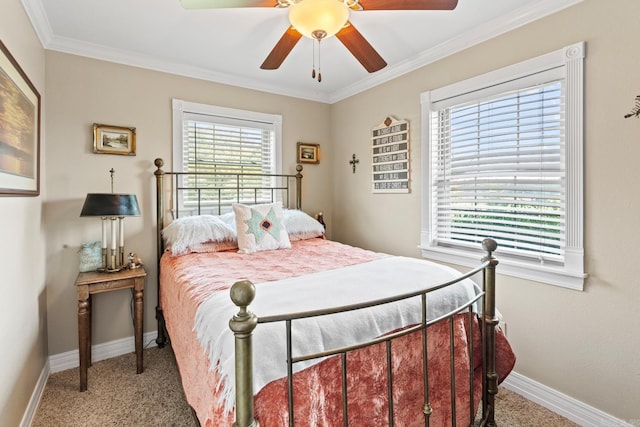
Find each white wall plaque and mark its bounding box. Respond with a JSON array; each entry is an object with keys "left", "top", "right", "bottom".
[{"left": 371, "top": 117, "right": 410, "bottom": 193}]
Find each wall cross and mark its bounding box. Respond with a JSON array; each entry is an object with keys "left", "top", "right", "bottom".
[{"left": 349, "top": 154, "right": 360, "bottom": 174}]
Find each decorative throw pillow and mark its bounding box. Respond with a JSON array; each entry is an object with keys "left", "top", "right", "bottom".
[
  {"left": 233, "top": 202, "right": 291, "bottom": 254},
  {"left": 283, "top": 209, "right": 325, "bottom": 241},
  {"left": 79, "top": 241, "right": 103, "bottom": 272},
  {"left": 162, "top": 215, "right": 237, "bottom": 255}
]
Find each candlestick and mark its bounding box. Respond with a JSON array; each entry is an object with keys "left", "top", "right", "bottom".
[
  {"left": 102, "top": 218, "right": 107, "bottom": 248},
  {"left": 118, "top": 217, "right": 125, "bottom": 267},
  {"left": 101, "top": 217, "right": 108, "bottom": 270},
  {"left": 119, "top": 217, "right": 124, "bottom": 247},
  {"left": 110, "top": 217, "right": 117, "bottom": 270}
]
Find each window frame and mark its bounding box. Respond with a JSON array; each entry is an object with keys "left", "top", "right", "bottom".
[
  {"left": 420, "top": 43, "right": 586, "bottom": 290},
  {"left": 171, "top": 98, "right": 283, "bottom": 212}
]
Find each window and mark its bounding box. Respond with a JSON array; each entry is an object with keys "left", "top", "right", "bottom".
[
  {"left": 420, "top": 43, "right": 585, "bottom": 290},
  {"left": 172, "top": 99, "right": 282, "bottom": 214}
]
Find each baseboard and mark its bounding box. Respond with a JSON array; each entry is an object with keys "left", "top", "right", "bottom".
[
  {"left": 19, "top": 359, "right": 50, "bottom": 427},
  {"left": 21, "top": 331, "right": 158, "bottom": 427},
  {"left": 49, "top": 331, "right": 158, "bottom": 373},
  {"left": 27, "top": 340, "right": 630, "bottom": 427},
  {"left": 502, "top": 371, "right": 633, "bottom": 427}
]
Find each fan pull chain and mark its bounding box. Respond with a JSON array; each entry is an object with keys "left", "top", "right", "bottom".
[
  {"left": 311, "top": 40, "right": 316, "bottom": 79},
  {"left": 311, "top": 30, "right": 326, "bottom": 83},
  {"left": 317, "top": 38, "right": 322, "bottom": 82}
]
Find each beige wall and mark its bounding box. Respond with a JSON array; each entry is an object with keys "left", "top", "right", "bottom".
[
  {"left": 331, "top": 0, "right": 640, "bottom": 421},
  {"left": 0, "top": 1, "right": 48, "bottom": 426},
  {"left": 43, "top": 51, "right": 333, "bottom": 355},
  {"left": 7, "top": 0, "right": 639, "bottom": 423}
]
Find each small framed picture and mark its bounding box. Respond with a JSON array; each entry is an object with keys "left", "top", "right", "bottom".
[
  {"left": 93, "top": 123, "right": 136, "bottom": 156},
  {"left": 297, "top": 142, "right": 319, "bottom": 164}
]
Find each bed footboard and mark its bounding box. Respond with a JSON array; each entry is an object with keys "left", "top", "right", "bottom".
[
  {"left": 481, "top": 238, "right": 499, "bottom": 427},
  {"left": 229, "top": 280, "right": 260, "bottom": 427},
  {"left": 230, "top": 239, "right": 500, "bottom": 427}
]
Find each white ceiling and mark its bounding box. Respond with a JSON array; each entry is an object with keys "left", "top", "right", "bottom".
[{"left": 21, "top": 0, "right": 581, "bottom": 103}]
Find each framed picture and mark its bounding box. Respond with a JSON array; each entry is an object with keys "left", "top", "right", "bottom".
[
  {"left": 0, "top": 40, "right": 41, "bottom": 196},
  {"left": 297, "top": 142, "right": 319, "bottom": 164},
  {"left": 93, "top": 123, "right": 136, "bottom": 155}
]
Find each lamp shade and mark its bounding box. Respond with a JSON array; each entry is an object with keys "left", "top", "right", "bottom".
[
  {"left": 288, "top": 0, "right": 349, "bottom": 39},
  {"left": 80, "top": 193, "right": 141, "bottom": 217}
]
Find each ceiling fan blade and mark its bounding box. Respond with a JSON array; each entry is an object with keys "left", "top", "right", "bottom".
[
  {"left": 261, "top": 27, "right": 303, "bottom": 70},
  {"left": 335, "top": 23, "right": 387, "bottom": 73},
  {"left": 357, "top": 0, "right": 458, "bottom": 10},
  {"left": 180, "top": 0, "right": 276, "bottom": 9}
]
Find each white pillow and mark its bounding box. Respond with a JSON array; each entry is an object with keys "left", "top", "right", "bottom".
[
  {"left": 283, "top": 209, "right": 325, "bottom": 241},
  {"left": 162, "top": 215, "right": 236, "bottom": 255},
  {"left": 219, "top": 211, "right": 237, "bottom": 232},
  {"left": 233, "top": 202, "right": 291, "bottom": 254}
]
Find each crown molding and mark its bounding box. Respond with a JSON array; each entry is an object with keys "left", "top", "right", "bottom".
[
  {"left": 22, "top": 0, "right": 583, "bottom": 104},
  {"left": 329, "top": 0, "right": 585, "bottom": 103},
  {"left": 20, "top": 0, "right": 53, "bottom": 46},
  {"left": 43, "top": 34, "right": 334, "bottom": 103}
]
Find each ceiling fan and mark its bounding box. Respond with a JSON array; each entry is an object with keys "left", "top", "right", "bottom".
[{"left": 180, "top": 0, "right": 458, "bottom": 80}]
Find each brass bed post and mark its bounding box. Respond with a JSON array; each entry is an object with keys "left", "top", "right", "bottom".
[
  {"left": 481, "top": 238, "right": 499, "bottom": 427},
  {"left": 230, "top": 280, "right": 260, "bottom": 427},
  {"left": 154, "top": 158, "right": 167, "bottom": 348},
  {"left": 295, "top": 164, "right": 303, "bottom": 209}
]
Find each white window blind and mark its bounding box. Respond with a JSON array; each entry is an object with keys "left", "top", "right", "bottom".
[
  {"left": 172, "top": 100, "right": 282, "bottom": 213},
  {"left": 421, "top": 43, "right": 585, "bottom": 290},
  {"left": 431, "top": 80, "right": 565, "bottom": 263}
]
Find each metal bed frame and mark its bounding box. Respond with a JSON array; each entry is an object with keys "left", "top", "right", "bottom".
[{"left": 153, "top": 158, "right": 501, "bottom": 427}]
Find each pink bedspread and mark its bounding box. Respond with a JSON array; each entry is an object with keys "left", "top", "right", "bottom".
[{"left": 159, "top": 238, "right": 515, "bottom": 426}]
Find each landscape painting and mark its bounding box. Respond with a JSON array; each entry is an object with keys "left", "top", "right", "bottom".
[
  {"left": 93, "top": 123, "right": 136, "bottom": 155},
  {"left": 0, "top": 40, "right": 40, "bottom": 196}
]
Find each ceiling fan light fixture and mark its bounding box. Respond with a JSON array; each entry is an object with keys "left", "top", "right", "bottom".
[{"left": 288, "top": 0, "right": 349, "bottom": 39}]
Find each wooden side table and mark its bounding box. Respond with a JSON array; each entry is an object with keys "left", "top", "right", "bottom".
[{"left": 75, "top": 267, "right": 147, "bottom": 392}]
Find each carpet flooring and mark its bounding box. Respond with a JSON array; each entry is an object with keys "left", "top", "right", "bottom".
[{"left": 32, "top": 346, "right": 578, "bottom": 426}]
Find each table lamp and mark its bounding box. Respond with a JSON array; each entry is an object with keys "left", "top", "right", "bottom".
[{"left": 80, "top": 169, "right": 141, "bottom": 272}]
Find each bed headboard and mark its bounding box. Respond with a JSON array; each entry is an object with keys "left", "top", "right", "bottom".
[
  {"left": 153, "top": 158, "right": 304, "bottom": 347},
  {"left": 153, "top": 158, "right": 303, "bottom": 261}
]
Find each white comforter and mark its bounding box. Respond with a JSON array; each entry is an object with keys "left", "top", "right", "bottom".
[{"left": 193, "top": 256, "right": 479, "bottom": 412}]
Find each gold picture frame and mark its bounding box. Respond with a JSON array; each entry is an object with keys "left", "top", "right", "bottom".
[
  {"left": 93, "top": 123, "right": 136, "bottom": 156},
  {"left": 297, "top": 142, "right": 319, "bottom": 164},
  {"left": 0, "top": 40, "right": 41, "bottom": 196}
]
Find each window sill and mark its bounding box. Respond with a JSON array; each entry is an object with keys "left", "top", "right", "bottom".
[{"left": 418, "top": 244, "right": 586, "bottom": 291}]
